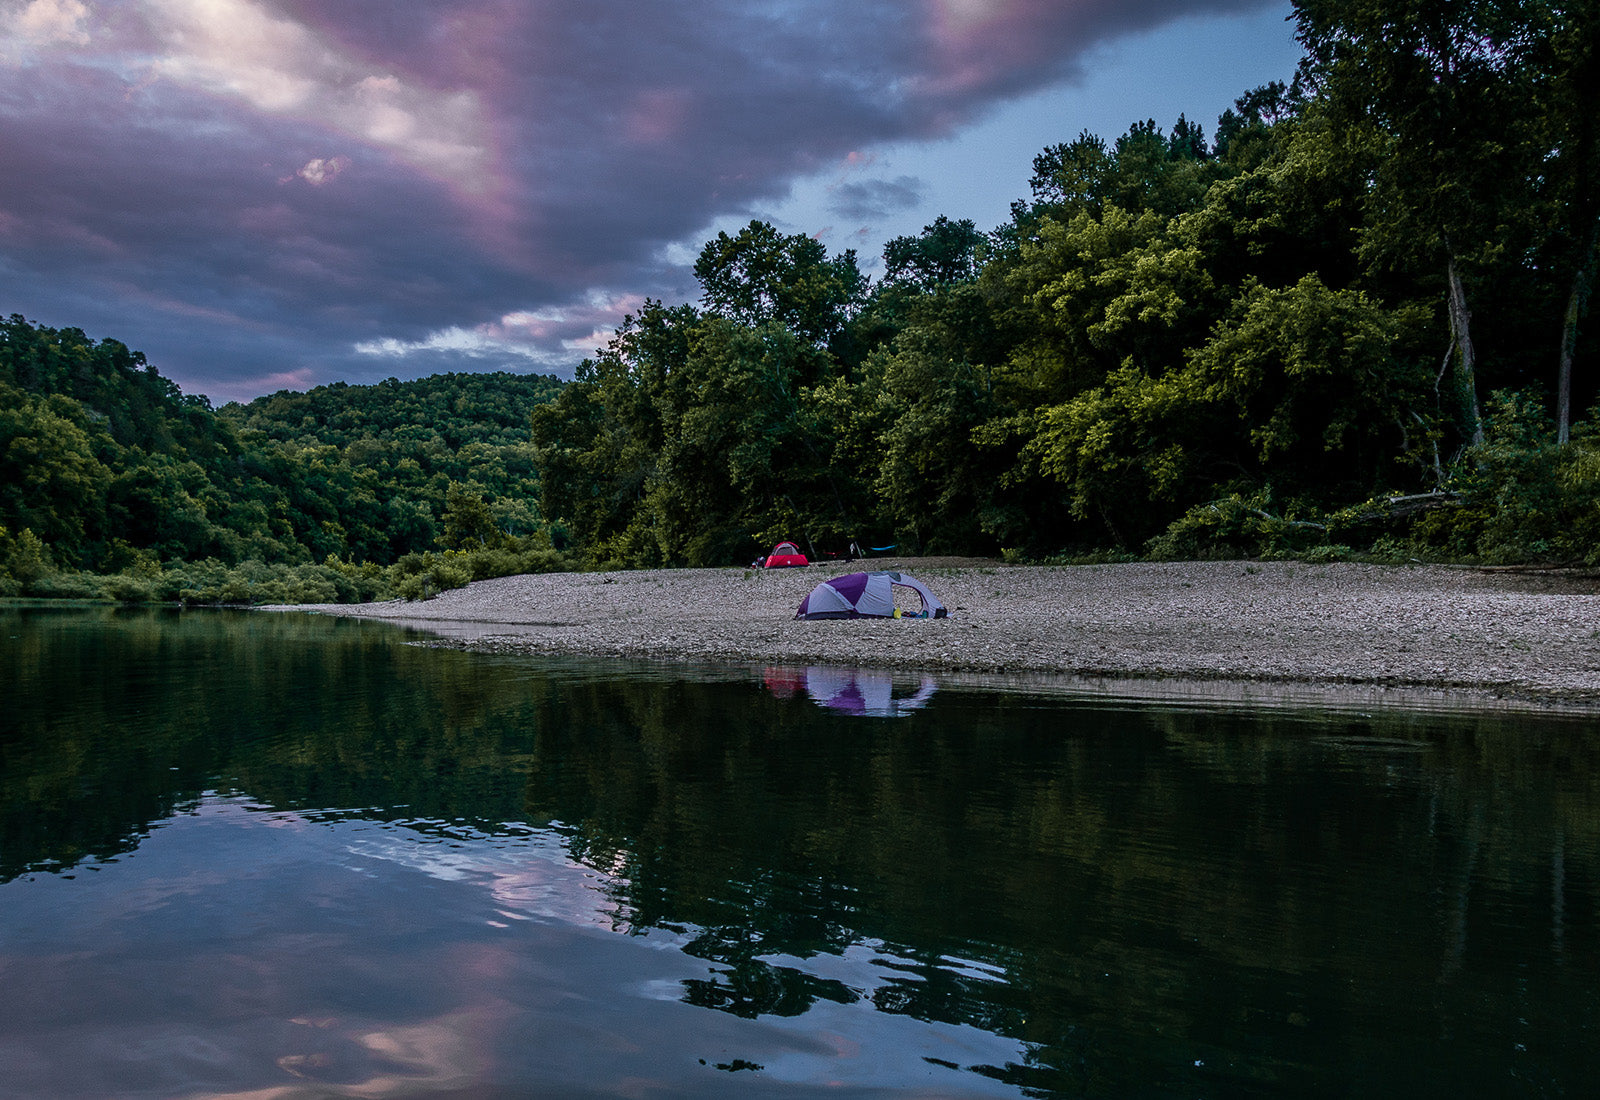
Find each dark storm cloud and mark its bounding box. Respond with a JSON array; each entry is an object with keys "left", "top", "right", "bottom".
[
  {"left": 0, "top": 0, "right": 1280, "bottom": 399},
  {"left": 829, "top": 176, "right": 925, "bottom": 221}
]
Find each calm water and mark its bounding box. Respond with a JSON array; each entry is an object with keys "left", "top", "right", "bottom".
[{"left": 2, "top": 606, "right": 1597, "bottom": 1098}]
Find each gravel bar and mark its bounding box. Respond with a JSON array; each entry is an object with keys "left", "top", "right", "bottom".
[{"left": 262, "top": 558, "right": 1600, "bottom": 711}]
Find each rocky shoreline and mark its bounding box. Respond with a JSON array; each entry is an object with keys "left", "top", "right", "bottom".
[{"left": 261, "top": 558, "right": 1600, "bottom": 711}]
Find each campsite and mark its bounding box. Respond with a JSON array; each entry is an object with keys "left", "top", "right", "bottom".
[{"left": 257, "top": 558, "right": 1600, "bottom": 706}]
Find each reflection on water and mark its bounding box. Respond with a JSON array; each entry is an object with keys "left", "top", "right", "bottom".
[
  {"left": 3, "top": 605, "right": 1600, "bottom": 1097},
  {"left": 763, "top": 664, "right": 939, "bottom": 716}
]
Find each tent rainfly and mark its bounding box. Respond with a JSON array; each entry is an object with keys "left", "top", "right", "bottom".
[
  {"left": 762, "top": 541, "right": 809, "bottom": 568},
  {"left": 794, "top": 571, "right": 948, "bottom": 620}
]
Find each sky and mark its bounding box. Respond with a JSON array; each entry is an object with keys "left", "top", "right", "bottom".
[{"left": 1, "top": 0, "right": 1305, "bottom": 405}]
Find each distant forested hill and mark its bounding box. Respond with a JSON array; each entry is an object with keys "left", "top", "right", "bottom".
[
  {"left": 219, "top": 371, "right": 566, "bottom": 560},
  {"left": 223, "top": 372, "right": 559, "bottom": 450},
  {"left": 2, "top": 313, "right": 566, "bottom": 598}
]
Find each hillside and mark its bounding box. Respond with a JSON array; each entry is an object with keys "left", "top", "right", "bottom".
[{"left": 2, "top": 313, "right": 565, "bottom": 593}]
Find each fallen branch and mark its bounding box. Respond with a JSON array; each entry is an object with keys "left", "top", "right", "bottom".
[
  {"left": 1384, "top": 491, "right": 1460, "bottom": 518},
  {"left": 1200, "top": 500, "right": 1327, "bottom": 532}
]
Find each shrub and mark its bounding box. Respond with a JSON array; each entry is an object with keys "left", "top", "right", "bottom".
[
  {"left": 1403, "top": 391, "right": 1600, "bottom": 564},
  {"left": 1145, "top": 490, "right": 1330, "bottom": 560},
  {"left": 384, "top": 541, "right": 575, "bottom": 600},
  {"left": 0, "top": 526, "right": 56, "bottom": 592},
  {"left": 26, "top": 572, "right": 110, "bottom": 600},
  {"left": 102, "top": 573, "right": 157, "bottom": 604}
]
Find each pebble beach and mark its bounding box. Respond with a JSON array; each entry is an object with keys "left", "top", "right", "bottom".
[{"left": 262, "top": 558, "right": 1600, "bottom": 711}]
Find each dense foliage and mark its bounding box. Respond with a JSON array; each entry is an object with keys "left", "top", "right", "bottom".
[
  {"left": 531, "top": 0, "right": 1600, "bottom": 568},
  {"left": 1, "top": 316, "right": 570, "bottom": 600},
  {"left": 5, "top": 0, "right": 1599, "bottom": 599}
]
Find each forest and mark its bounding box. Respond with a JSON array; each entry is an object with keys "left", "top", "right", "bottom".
[
  {"left": 0, "top": 322, "right": 570, "bottom": 601},
  {"left": 3, "top": 0, "right": 1598, "bottom": 601}
]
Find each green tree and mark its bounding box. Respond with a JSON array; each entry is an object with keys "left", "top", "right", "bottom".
[
  {"left": 1027, "top": 118, "right": 1219, "bottom": 222},
  {"left": 0, "top": 525, "right": 55, "bottom": 592},
  {"left": 1214, "top": 81, "right": 1308, "bottom": 167},
  {"left": 528, "top": 301, "right": 696, "bottom": 566},
  {"left": 693, "top": 220, "right": 866, "bottom": 347},
  {"left": 1185, "top": 275, "right": 1437, "bottom": 498},
  {"left": 993, "top": 204, "right": 1215, "bottom": 406},
  {"left": 105, "top": 453, "right": 218, "bottom": 562},
  {"left": 1028, "top": 131, "right": 1115, "bottom": 215},
  {"left": 0, "top": 387, "right": 112, "bottom": 562},
  {"left": 648, "top": 318, "right": 839, "bottom": 564},
  {"left": 439, "top": 483, "right": 501, "bottom": 550},
  {"left": 882, "top": 216, "right": 987, "bottom": 291},
  {"left": 1021, "top": 363, "right": 1202, "bottom": 546},
  {"left": 1527, "top": 2, "right": 1600, "bottom": 442},
  {"left": 871, "top": 320, "right": 1006, "bottom": 552}
]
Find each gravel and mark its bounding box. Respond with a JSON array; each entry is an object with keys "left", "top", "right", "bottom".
[{"left": 261, "top": 558, "right": 1600, "bottom": 711}]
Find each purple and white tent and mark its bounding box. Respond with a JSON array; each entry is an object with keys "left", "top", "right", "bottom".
[{"left": 793, "top": 571, "right": 948, "bottom": 620}]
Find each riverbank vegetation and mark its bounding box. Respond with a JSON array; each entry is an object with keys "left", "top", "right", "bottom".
[{"left": 4, "top": 0, "right": 1599, "bottom": 601}]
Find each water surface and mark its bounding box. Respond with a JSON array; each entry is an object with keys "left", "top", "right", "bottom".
[{"left": 2, "top": 605, "right": 1597, "bottom": 1097}]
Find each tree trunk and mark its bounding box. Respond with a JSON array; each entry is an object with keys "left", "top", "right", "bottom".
[
  {"left": 1553, "top": 13, "right": 1598, "bottom": 446},
  {"left": 1556, "top": 224, "right": 1596, "bottom": 445},
  {"left": 1446, "top": 256, "right": 1485, "bottom": 447},
  {"left": 1558, "top": 279, "right": 1580, "bottom": 445}
]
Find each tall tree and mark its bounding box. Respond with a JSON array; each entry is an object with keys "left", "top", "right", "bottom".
[
  {"left": 1294, "top": 0, "right": 1543, "bottom": 449},
  {"left": 0, "top": 387, "right": 112, "bottom": 561},
  {"left": 1028, "top": 118, "right": 1219, "bottom": 221},
  {"left": 528, "top": 301, "right": 697, "bottom": 566},
  {"left": 1028, "top": 131, "right": 1115, "bottom": 214}
]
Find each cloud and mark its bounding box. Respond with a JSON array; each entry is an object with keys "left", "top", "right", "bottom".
[
  {"left": 137, "top": 0, "right": 495, "bottom": 192},
  {"left": 354, "top": 293, "right": 645, "bottom": 378},
  {"left": 828, "top": 176, "right": 925, "bottom": 221},
  {"left": 294, "top": 155, "right": 350, "bottom": 186},
  {"left": 14, "top": 0, "right": 91, "bottom": 47},
  {"left": 355, "top": 327, "right": 519, "bottom": 360},
  {"left": 0, "top": 0, "right": 1288, "bottom": 400},
  {"left": 204, "top": 366, "right": 316, "bottom": 403}
]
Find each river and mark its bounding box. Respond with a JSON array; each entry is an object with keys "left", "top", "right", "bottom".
[{"left": 2, "top": 605, "right": 1596, "bottom": 1097}]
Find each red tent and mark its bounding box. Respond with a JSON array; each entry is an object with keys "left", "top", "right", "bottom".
[{"left": 762, "top": 541, "right": 809, "bottom": 568}]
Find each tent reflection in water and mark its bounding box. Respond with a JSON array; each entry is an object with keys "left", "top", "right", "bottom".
[
  {"left": 793, "top": 571, "right": 948, "bottom": 620},
  {"left": 763, "top": 666, "right": 938, "bottom": 717}
]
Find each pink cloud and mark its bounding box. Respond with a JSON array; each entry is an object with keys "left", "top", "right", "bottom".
[
  {"left": 488, "top": 292, "right": 646, "bottom": 352},
  {"left": 916, "top": 0, "right": 1097, "bottom": 97},
  {"left": 140, "top": 0, "right": 497, "bottom": 192},
  {"left": 354, "top": 292, "right": 647, "bottom": 373},
  {"left": 186, "top": 366, "right": 315, "bottom": 403},
  {"left": 15, "top": 0, "right": 92, "bottom": 49}
]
